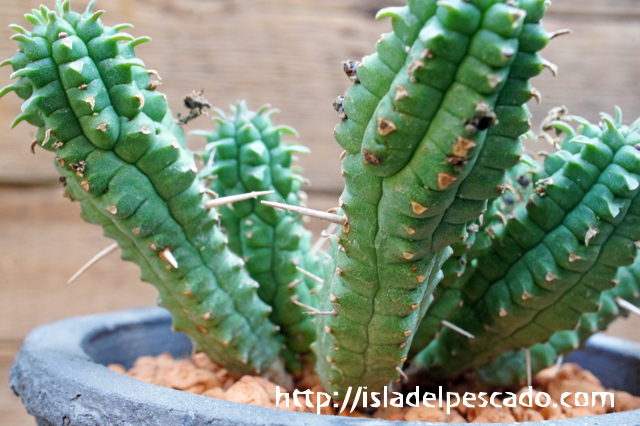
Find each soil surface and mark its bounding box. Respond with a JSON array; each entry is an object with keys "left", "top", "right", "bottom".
[{"left": 109, "top": 354, "right": 640, "bottom": 422}]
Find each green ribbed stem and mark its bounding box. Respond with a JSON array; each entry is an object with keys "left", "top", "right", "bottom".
[
  {"left": 1, "top": 1, "right": 281, "bottom": 375},
  {"left": 315, "top": 0, "right": 552, "bottom": 399},
  {"left": 409, "top": 159, "right": 536, "bottom": 357},
  {"left": 409, "top": 112, "right": 640, "bottom": 383},
  {"left": 476, "top": 253, "right": 640, "bottom": 386},
  {"left": 194, "top": 103, "right": 322, "bottom": 372}
]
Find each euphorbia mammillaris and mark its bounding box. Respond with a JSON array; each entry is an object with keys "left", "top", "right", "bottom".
[{"left": 4, "top": 0, "right": 640, "bottom": 404}]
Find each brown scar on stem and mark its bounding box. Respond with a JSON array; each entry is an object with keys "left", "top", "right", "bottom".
[
  {"left": 447, "top": 156, "right": 466, "bottom": 168},
  {"left": 437, "top": 173, "right": 457, "bottom": 190},
  {"left": 332, "top": 95, "right": 347, "bottom": 121},
  {"left": 70, "top": 161, "right": 86, "bottom": 177},
  {"left": 463, "top": 102, "right": 498, "bottom": 133},
  {"left": 395, "top": 84, "right": 409, "bottom": 101},
  {"left": 378, "top": 118, "right": 397, "bottom": 136},
  {"left": 421, "top": 48, "right": 434, "bottom": 59},
  {"left": 487, "top": 74, "right": 502, "bottom": 89},
  {"left": 452, "top": 137, "right": 477, "bottom": 159},
  {"left": 85, "top": 96, "right": 95, "bottom": 110},
  {"left": 411, "top": 200, "right": 428, "bottom": 215},
  {"left": 342, "top": 60, "right": 360, "bottom": 83},
  {"left": 402, "top": 252, "right": 415, "bottom": 260},
  {"left": 407, "top": 59, "right": 425, "bottom": 83},
  {"left": 363, "top": 149, "right": 382, "bottom": 165},
  {"left": 569, "top": 253, "right": 582, "bottom": 262}
]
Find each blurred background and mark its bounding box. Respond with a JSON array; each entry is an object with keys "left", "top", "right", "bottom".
[{"left": 2, "top": 0, "right": 640, "bottom": 423}]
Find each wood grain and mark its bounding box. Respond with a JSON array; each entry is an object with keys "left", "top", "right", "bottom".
[{"left": 1, "top": 0, "right": 640, "bottom": 192}]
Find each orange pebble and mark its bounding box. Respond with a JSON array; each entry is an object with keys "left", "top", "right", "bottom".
[
  {"left": 387, "top": 412, "right": 405, "bottom": 421},
  {"left": 564, "top": 406, "right": 596, "bottom": 418},
  {"left": 404, "top": 405, "right": 447, "bottom": 422},
  {"left": 107, "top": 364, "right": 126, "bottom": 375},
  {"left": 524, "top": 409, "right": 545, "bottom": 422},
  {"left": 614, "top": 391, "right": 640, "bottom": 412},
  {"left": 252, "top": 377, "right": 280, "bottom": 404},
  {"left": 448, "top": 410, "right": 467, "bottom": 423},
  {"left": 224, "top": 376, "right": 272, "bottom": 407},
  {"left": 203, "top": 387, "right": 226, "bottom": 400},
  {"left": 192, "top": 352, "right": 221, "bottom": 372},
  {"left": 184, "top": 384, "right": 206, "bottom": 395}
]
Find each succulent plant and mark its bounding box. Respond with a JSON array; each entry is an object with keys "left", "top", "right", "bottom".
[
  {"left": 1, "top": 1, "right": 282, "bottom": 376},
  {"left": 408, "top": 111, "right": 640, "bottom": 385},
  {"left": 314, "top": 0, "right": 559, "bottom": 398},
  {"left": 4, "top": 0, "right": 640, "bottom": 406},
  {"left": 193, "top": 102, "right": 323, "bottom": 373}
]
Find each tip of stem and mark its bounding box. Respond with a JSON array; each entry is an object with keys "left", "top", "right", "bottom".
[{"left": 89, "top": 10, "right": 105, "bottom": 22}]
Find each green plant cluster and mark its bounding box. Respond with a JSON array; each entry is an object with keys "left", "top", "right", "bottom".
[{"left": 4, "top": 0, "right": 640, "bottom": 402}]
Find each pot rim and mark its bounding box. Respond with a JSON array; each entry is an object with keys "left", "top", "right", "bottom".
[{"left": 9, "top": 307, "right": 640, "bottom": 426}]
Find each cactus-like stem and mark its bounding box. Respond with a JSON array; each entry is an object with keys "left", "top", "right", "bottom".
[
  {"left": 315, "top": 0, "right": 552, "bottom": 398},
  {"left": 409, "top": 112, "right": 640, "bottom": 382},
  {"left": 409, "top": 159, "right": 536, "bottom": 357},
  {"left": 194, "top": 103, "right": 322, "bottom": 372},
  {"left": 475, "top": 253, "right": 640, "bottom": 386},
  {"left": 2, "top": 1, "right": 281, "bottom": 375},
  {"left": 8, "top": 0, "right": 640, "bottom": 397}
]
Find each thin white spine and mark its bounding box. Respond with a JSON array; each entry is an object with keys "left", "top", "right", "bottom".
[{"left": 67, "top": 243, "right": 118, "bottom": 284}]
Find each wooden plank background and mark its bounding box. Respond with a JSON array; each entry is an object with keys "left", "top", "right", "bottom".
[{"left": 2, "top": 0, "right": 640, "bottom": 424}]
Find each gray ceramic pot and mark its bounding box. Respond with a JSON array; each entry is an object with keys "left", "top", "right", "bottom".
[{"left": 9, "top": 307, "right": 640, "bottom": 425}]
